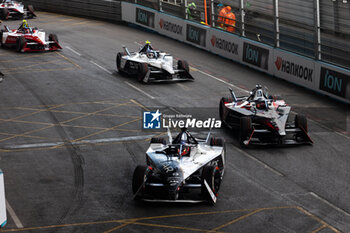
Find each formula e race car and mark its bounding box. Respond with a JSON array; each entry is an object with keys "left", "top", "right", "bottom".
[
  {"left": 0, "top": 25, "right": 61, "bottom": 52},
  {"left": 132, "top": 128, "right": 225, "bottom": 204},
  {"left": 0, "top": 1, "right": 36, "bottom": 20},
  {"left": 219, "top": 85, "right": 313, "bottom": 146},
  {"left": 116, "top": 42, "right": 194, "bottom": 83}
]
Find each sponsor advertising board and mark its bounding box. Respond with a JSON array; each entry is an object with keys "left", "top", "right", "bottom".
[
  {"left": 315, "top": 63, "right": 350, "bottom": 102},
  {"left": 135, "top": 8, "right": 155, "bottom": 28},
  {"left": 242, "top": 42, "right": 271, "bottom": 72},
  {"left": 121, "top": 2, "right": 156, "bottom": 30},
  {"left": 156, "top": 14, "right": 184, "bottom": 42},
  {"left": 185, "top": 23, "right": 208, "bottom": 48},
  {"left": 273, "top": 49, "right": 315, "bottom": 89},
  {"left": 207, "top": 29, "right": 241, "bottom": 62}
]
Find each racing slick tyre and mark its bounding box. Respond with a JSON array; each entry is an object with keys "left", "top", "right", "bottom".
[
  {"left": 219, "top": 97, "right": 232, "bottom": 122},
  {"left": 177, "top": 60, "right": 190, "bottom": 79},
  {"left": 132, "top": 165, "right": 148, "bottom": 195},
  {"left": 16, "top": 36, "right": 25, "bottom": 53},
  {"left": 137, "top": 63, "right": 149, "bottom": 83},
  {"left": 49, "top": 34, "right": 59, "bottom": 43},
  {"left": 116, "top": 52, "right": 126, "bottom": 74},
  {"left": 0, "top": 31, "right": 3, "bottom": 47},
  {"left": 210, "top": 137, "right": 226, "bottom": 175},
  {"left": 295, "top": 114, "right": 308, "bottom": 132},
  {"left": 201, "top": 165, "right": 221, "bottom": 204},
  {"left": 150, "top": 137, "right": 166, "bottom": 145},
  {"left": 239, "top": 117, "right": 252, "bottom": 146},
  {"left": 210, "top": 137, "right": 224, "bottom": 147},
  {"left": 0, "top": 8, "right": 8, "bottom": 20}
]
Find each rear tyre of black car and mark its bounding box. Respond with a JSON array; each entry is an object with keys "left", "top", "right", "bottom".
[
  {"left": 210, "top": 137, "right": 224, "bottom": 147},
  {"left": 219, "top": 97, "right": 232, "bottom": 122},
  {"left": 132, "top": 165, "right": 148, "bottom": 195},
  {"left": 150, "top": 137, "right": 166, "bottom": 145},
  {"left": 49, "top": 34, "right": 58, "bottom": 43},
  {"left": 201, "top": 165, "right": 221, "bottom": 204},
  {"left": 137, "top": 63, "right": 149, "bottom": 83},
  {"left": 16, "top": 36, "right": 25, "bottom": 53},
  {"left": 295, "top": 114, "right": 308, "bottom": 132},
  {"left": 178, "top": 60, "right": 190, "bottom": 79},
  {"left": 27, "top": 5, "right": 35, "bottom": 18},
  {"left": 239, "top": 117, "right": 252, "bottom": 145},
  {"left": 116, "top": 52, "right": 126, "bottom": 74}
]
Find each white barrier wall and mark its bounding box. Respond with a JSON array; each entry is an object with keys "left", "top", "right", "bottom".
[
  {"left": 207, "top": 28, "right": 241, "bottom": 63},
  {"left": 121, "top": 2, "right": 350, "bottom": 104},
  {"left": 0, "top": 171, "right": 6, "bottom": 228},
  {"left": 273, "top": 49, "right": 316, "bottom": 90}
]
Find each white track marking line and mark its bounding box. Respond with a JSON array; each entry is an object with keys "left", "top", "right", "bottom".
[
  {"left": 134, "top": 41, "right": 142, "bottom": 46},
  {"left": 309, "top": 192, "right": 350, "bottom": 217},
  {"left": 124, "top": 81, "right": 155, "bottom": 99},
  {"left": 6, "top": 200, "right": 24, "bottom": 228},
  {"left": 65, "top": 46, "right": 81, "bottom": 56},
  {"left": 192, "top": 68, "right": 249, "bottom": 94},
  {"left": 1, "top": 135, "right": 156, "bottom": 149},
  {"left": 90, "top": 60, "right": 113, "bottom": 75},
  {"left": 233, "top": 146, "right": 284, "bottom": 177}
]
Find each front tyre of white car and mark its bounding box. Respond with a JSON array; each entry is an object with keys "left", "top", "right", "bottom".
[{"left": 201, "top": 165, "right": 221, "bottom": 204}]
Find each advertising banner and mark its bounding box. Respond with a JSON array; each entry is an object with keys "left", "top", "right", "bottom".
[
  {"left": 207, "top": 28, "right": 241, "bottom": 63},
  {"left": 155, "top": 13, "right": 185, "bottom": 42},
  {"left": 0, "top": 171, "right": 6, "bottom": 228},
  {"left": 242, "top": 41, "right": 272, "bottom": 73},
  {"left": 315, "top": 63, "right": 350, "bottom": 103},
  {"left": 273, "top": 49, "right": 316, "bottom": 89},
  {"left": 121, "top": 2, "right": 156, "bottom": 31},
  {"left": 185, "top": 22, "right": 209, "bottom": 49}
]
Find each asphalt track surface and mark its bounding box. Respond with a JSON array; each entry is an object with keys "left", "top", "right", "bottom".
[{"left": 0, "top": 12, "right": 349, "bottom": 233}]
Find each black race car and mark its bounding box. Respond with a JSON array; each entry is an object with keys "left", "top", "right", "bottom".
[
  {"left": 132, "top": 128, "right": 225, "bottom": 204},
  {"left": 219, "top": 85, "right": 313, "bottom": 146}
]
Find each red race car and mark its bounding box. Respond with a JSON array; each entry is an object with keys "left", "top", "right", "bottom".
[{"left": 0, "top": 25, "right": 61, "bottom": 52}]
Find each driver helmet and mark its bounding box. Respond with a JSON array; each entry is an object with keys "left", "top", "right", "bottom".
[
  {"left": 256, "top": 98, "right": 267, "bottom": 110},
  {"left": 178, "top": 133, "right": 191, "bottom": 156},
  {"left": 22, "top": 20, "right": 28, "bottom": 28}
]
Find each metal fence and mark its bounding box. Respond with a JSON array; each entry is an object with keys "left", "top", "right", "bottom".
[{"left": 132, "top": 0, "right": 350, "bottom": 69}]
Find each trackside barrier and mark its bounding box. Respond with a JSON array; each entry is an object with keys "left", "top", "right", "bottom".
[
  {"left": 0, "top": 171, "right": 6, "bottom": 228},
  {"left": 122, "top": 2, "right": 350, "bottom": 104}
]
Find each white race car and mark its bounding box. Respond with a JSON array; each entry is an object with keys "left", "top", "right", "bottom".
[
  {"left": 116, "top": 42, "right": 194, "bottom": 83},
  {"left": 0, "top": 0, "right": 36, "bottom": 20},
  {"left": 132, "top": 128, "right": 225, "bottom": 204}
]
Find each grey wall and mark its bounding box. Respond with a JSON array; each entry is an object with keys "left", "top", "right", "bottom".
[{"left": 22, "top": 0, "right": 122, "bottom": 22}]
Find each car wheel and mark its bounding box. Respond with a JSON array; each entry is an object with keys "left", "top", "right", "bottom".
[
  {"left": 132, "top": 165, "right": 148, "bottom": 195},
  {"left": 27, "top": 5, "right": 35, "bottom": 18},
  {"left": 0, "top": 31, "right": 3, "bottom": 48},
  {"left": 239, "top": 117, "right": 252, "bottom": 145},
  {"left": 209, "top": 137, "right": 226, "bottom": 175},
  {"left": 201, "top": 165, "right": 221, "bottom": 204},
  {"left": 16, "top": 36, "right": 25, "bottom": 53},
  {"left": 0, "top": 8, "right": 8, "bottom": 20},
  {"left": 295, "top": 114, "right": 307, "bottom": 132},
  {"left": 49, "top": 34, "right": 59, "bottom": 43},
  {"left": 116, "top": 52, "right": 126, "bottom": 73},
  {"left": 150, "top": 137, "right": 166, "bottom": 145},
  {"left": 177, "top": 60, "right": 189, "bottom": 79},
  {"left": 219, "top": 97, "right": 232, "bottom": 121},
  {"left": 137, "top": 63, "right": 148, "bottom": 83}
]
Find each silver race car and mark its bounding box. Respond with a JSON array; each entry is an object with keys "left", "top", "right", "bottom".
[
  {"left": 0, "top": 0, "right": 36, "bottom": 20},
  {"left": 132, "top": 128, "right": 225, "bottom": 204},
  {"left": 116, "top": 41, "right": 194, "bottom": 83},
  {"left": 220, "top": 85, "right": 313, "bottom": 146}
]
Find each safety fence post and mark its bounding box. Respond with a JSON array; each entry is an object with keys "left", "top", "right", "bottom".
[
  {"left": 184, "top": 0, "right": 188, "bottom": 19},
  {"left": 159, "top": 0, "right": 162, "bottom": 11},
  {"left": 274, "top": 0, "right": 280, "bottom": 48},
  {"left": 211, "top": 0, "right": 215, "bottom": 27},
  {"left": 314, "top": 0, "right": 321, "bottom": 60},
  {"left": 240, "top": 0, "right": 245, "bottom": 37}
]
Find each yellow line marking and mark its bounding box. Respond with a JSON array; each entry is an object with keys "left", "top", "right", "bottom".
[
  {"left": 0, "top": 53, "right": 55, "bottom": 63},
  {"left": 207, "top": 209, "right": 262, "bottom": 232},
  {"left": 131, "top": 221, "right": 226, "bottom": 233},
  {"left": 103, "top": 221, "right": 136, "bottom": 233},
  {"left": 130, "top": 99, "right": 150, "bottom": 111},
  {"left": 55, "top": 52, "right": 81, "bottom": 69},
  {"left": 309, "top": 225, "right": 327, "bottom": 233},
  {"left": 296, "top": 206, "right": 340, "bottom": 233},
  {"left": 0, "top": 132, "right": 61, "bottom": 141}
]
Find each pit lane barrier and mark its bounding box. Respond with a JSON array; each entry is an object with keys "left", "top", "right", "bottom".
[{"left": 20, "top": 0, "right": 350, "bottom": 104}]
